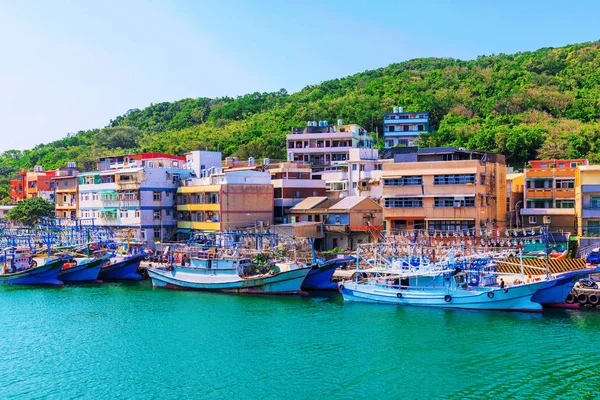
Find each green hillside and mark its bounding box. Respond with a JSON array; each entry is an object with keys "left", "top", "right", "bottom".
[{"left": 2, "top": 40, "right": 600, "bottom": 202}]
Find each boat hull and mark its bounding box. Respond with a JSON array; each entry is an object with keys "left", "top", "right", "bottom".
[
  {"left": 339, "top": 281, "right": 547, "bottom": 312},
  {"left": 98, "top": 254, "right": 145, "bottom": 280},
  {"left": 532, "top": 268, "right": 599, "bottom": 306},
  {"left": 58, "top": 257, "right": 108, "bottom": 282},
  {"left": 0, "top": 258, "right": 65, "bottom": 286},
  {"left": 302, "top": 258, "right": 351, "bottom": 291},
  {"left": 149, "top": 266, "right": 310, "bottom": 295}
]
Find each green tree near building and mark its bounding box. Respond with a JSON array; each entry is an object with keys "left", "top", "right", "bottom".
[{"left": 6, "top": 197, "right": 55, "bottom": 225}]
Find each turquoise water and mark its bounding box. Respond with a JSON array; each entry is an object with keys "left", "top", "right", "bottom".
[{"left": 1, "top": 283, "right": 600, "bottom": 399}]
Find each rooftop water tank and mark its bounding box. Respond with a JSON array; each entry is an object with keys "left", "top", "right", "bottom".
[
  {"left": 248, "top": 157, "right": 255, "bottom": 166},
  {"left": 399, "top": 106, "right": 404, "bottom": 112},
  {"left": 337, "top": 119, "right": 343, "bottom": 126},
  {"left": 393, "top": 107, "right": 399, "bottom": 113},
  {"left": 263, "top": 158, "right": 270, "bottom": 166}
]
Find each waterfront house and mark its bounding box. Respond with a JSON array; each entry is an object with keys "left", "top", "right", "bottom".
[
  {"left": 383, "top": 107, "right": 430, "bottom": 148},
  {"left": 506, "top": 172, "right": 524, "bottom": 228},
  {"left": 381, "top": 147, "right": 507, "bottom": 233},
  {"left": 77, "top": 153, "right": 190, "bottom": 247},
  {"left": 575, "top": 165, "right": 600, "bottom": 236},
  {"left": 53, "top": 163, "right": 79, "bottom": 219},
  {"left": 289, "top": 196, "right": 382, "bottom": 250},
  {"left": 521, "top": 159, "right": 586, "bottom": 232}
]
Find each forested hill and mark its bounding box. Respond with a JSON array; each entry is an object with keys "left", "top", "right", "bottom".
[{"left": 2, "top": 40, "right": 600, "bottom": 202}]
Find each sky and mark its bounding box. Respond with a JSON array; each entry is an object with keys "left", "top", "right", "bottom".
[{"left": 0, "top": 0, "right": 599, "bottom": 152}]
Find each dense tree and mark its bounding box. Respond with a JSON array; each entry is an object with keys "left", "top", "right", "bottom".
[
  {"left": 2, "top": 41, "right": 600, "bottom": 201},
  {"left": 6, "top": 197, "right": 55, "bottom": 225}
]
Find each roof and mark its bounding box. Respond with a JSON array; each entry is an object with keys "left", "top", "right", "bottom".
[
  {"left": 290, "top": 196, "right": 329, "bottom": 211},
  {"left": 506, "top": 173, "right": 524, "bottom": 180},
  {"left": 578, "top": 165, "right": 600, "bottom": 171},
  {"left": 328, "top": 196, "right": 368, "bottom": 211}
]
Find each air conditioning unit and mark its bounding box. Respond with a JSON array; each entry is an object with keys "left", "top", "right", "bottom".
[
  {"left": 454, "top": 201, "right": 461, "bottom": 208},
  {"left": 543, "top": 216, "right": 552, "bottom": 224}
]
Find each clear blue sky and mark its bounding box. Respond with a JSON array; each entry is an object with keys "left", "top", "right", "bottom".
[{"left": 1, "top": 0, "right": 599, "bottom": 152}]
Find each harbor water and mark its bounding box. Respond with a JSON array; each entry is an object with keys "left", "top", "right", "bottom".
[{"left": 1, "top": 283, "right": 600, "bottom": 399}]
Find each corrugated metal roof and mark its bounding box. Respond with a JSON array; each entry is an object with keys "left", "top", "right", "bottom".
[
  {"left": 290, "top": 196, "right": 328, "bottom": 211},
  {"left": 328, "top": 196, "right": 367, "bottom": 210}
]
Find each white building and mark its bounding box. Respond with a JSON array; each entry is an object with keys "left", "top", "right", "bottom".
[
  {"left": 77, "top": 153, "right": 192, "bottom": 248},
  {"left": 0, "top": 205, "right": 16, "bottom": 220}
]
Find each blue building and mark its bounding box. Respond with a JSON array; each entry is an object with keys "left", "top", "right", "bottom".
[{"left": 383, "top": 107, "right": 430, "bottom": 148}]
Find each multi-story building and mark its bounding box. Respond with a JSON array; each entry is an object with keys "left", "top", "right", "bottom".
[
  {"left": 381, "top": 147, "right": 506, "bottom": 233},
  {"left": 77, "top": 153, "right": 189, "bottom": 247},
  {"left": 286, "top": 119, "right": 373, "bottom": 168},
  {"left": 521, "top": 159, "right": 587, "bottom": 232},
  {"left": 290, "top": 196, "right": 383, "bottom": 250},
  {"left": 53, "top": 163, "right": 79, "bottom": 219},
  {"left": 317, "top": 148, "right": 387, "bottom": 199},
  {"left": 9, "top": 171, "right": 26, "bottom": 202},
  {"left": 506, "top": 172, "right": 524, "bottom": 228},
  {"left": 267, "top": 161, "right": 326, "bottom": 224},
  {"left": 0, "top": 205, "right": 16, "bottom": 220},
  {"left": 575, "top": 165, "right": 600, "bottom": 236},
  {"left": 177, "top": 169, "right": 274, "bottom": 234},
  {"left": 10, "top": 164, "right": 81, "bottom": 203},
  {"left": 383, "top": 107, "right": 430, "bottom": 148}
]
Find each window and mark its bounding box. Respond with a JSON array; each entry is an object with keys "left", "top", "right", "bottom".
[
  {"left": 153, "top": 210, "right": 160, "bottom": 220},
  {"left": 166, "top": 191, "right": 171, "bottom": 197},
  {"left": 434, "top": 197, "right": 475, "bottom": 208},
  {"left": 480, "top": 174, "right": 487, "bottom": 185},
  {"left": 153, "top": 229, "right": 161, "bottom": 239},
  {"left": 555, "top": 199, "right": 574, "bottom": 208},
  {"left": 558, "top": 163, "right": 565, "bottom": 168},
  {"left": 417, "top": 124, "right": 424, "bottom": 131},
  {"left": 334, "top": 215, "right": 341, "bottom": 224},
  {"left": 313, "top": 191, "right": 317, "bottom": 197},
  {"left": 295, "top": 191, "right": 301, "bottom": 198},
  {"left": 135, "top": 210, "right": 140, "bottom": 218},
  {"left": 541, "top": 163, "right": 547, "bottom": 168},
  {"left": 119, "top": 210, "right": 127, "bottom": 218},
  {"left": 527, "top": 200, "right": 552, "bottom": 208},
  {"left": 352, "top": 182, "right": 357, "bottom": 189},
  {"left": 352, "top": 164, "right": 358, "bottom": 171},
  {"left": 591, "top": 197, "right": 600, "bottom": 209},
  {"left": 427, "top": 220, "right": 474, "bottom": 232},
  {"left": 153, "top": 191, "right": 161, "bottom": 201},
  {"left": 434, "top": 174, "right": 476, "bottom": 185},
  {"left": 384, "top": 198, "right": 423, "bottom": 208},
  {"left": 403, "top": 125, "right": 409, "bottom": 132},
  {"left": 166, "top": 209, "right": 171, "bottom": 216},
  {"left": 527, "top": 179, "right": 552, "bottom": 189},
  {"left": 274, "top": 188, "right": 282, "bottom": 199},
  {"left": 307, "top": 215, "right": 313, "bottom": 222},
  {"left": 388, "top": 126, "right": 395, "bottom": 132},
  {"left": 383, "top": 176, "right": 422, "bottom": 186},
  {"left": 141, "top": 230, "right": 146, "bottom": 240},
  {"left": 172, "top": 161, "right": 179, "bottom": 167},
  {"left": 529, "top": 216, "right": 537, "bottom": 224},
  {"left": 556, "top": 179, "right": 574, "bottom": 189}
]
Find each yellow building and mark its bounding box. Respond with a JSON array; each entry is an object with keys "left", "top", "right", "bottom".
[
  {"left": 177, "top": 170, "right": 274, "bottom": 234},
  {"left": 575, "top": 165, "right": 600, "bottom": 236},
  {"left": 381, "top": 148, "right": 506, "bottom": 233}
]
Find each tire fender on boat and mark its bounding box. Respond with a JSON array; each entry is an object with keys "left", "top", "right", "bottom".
[
  {"left": 444, "top": 295, "right": 452, "bottom": 302},
  {"left": 565, "top": 293, "right": 575, "bottom": 304},
  {"left": 487, "top": 292, "right": 494, "bottom": 299},
  {"left": 339, "top": 284, "right": 344, "bottom": 291},
  {"left": 29, "top": 260, "right": 37, "bottom": 268},
  {"left": 578, "top": 293, "right": 589, "bottom": 304},
  {"left": 589, "top": 294, "right": 600, "bottom": 305},
  {"left": 396, "top": 292, "right": 402, "bottom": 298}
]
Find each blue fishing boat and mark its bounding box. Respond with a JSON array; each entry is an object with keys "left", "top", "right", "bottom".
[
  {"left": 0, "top": 248, "right": 66, "bottom": 286},
  {"left": 98, "top": 253, "right": 146, "bottom": 280},
  {"left": 58, "top": 255, "right": 111, "bottom": 282},
  {"left": 302, "top": 256, "right": 355, "bottom": 291},
  {"left": 531, "top": 267, "right": 600, "bottom": 307},
  {"left": 148, "top": 257, "right": 310, "bottom": 294}
]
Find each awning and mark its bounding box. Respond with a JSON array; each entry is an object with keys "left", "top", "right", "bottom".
[{"left": 177, "top": 229, "right": 191, "bottom": 234}]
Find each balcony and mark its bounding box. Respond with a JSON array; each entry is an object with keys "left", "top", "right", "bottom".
[
  {"left": 177, "top": 204, "right": 220, "bottom": 212},
  {"left": 526, "top": 168, "right": 575, "bottom": 178},
  {"left": 383, "top": 118, "right": 429, "bottom": 124},
  {"left": 178, "top": 221, "right": 220, "bottom": 231},
  {"left": 525, "top": 188, "right": 574, "bottom": 198},
  {"left": 582, "top": 209, "right": 600, "bottom": 218}
]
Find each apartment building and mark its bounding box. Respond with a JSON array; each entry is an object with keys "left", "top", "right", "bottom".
[
  {"left": 383, "top": 107, "right": 430, "bottom": 148},
  {"left": 77, "top": 153, "right": 189, "bottom": 247},
  {"left": 317, "top": 148, "right": 387, "bottom": 199},
  {"left": 381, "top": 148, "right": 506, "bottom": 233},
  {"left": 53, "top": 163, "right": 79, "bottom": 219},
  {"left": 286, "top": 119, "right": 374, "bottom": 168},
  {"left": 575, "top": 165, "right": 600, "bottom": 236},
  {"left": 267, "top": 161, "right": 326, "bottom": 224},
  {"left": 177, "top": 169, "right": 274, "bottom": 234},
  {"left": 521, "top": 159, "right": 587, "bottom": 232}
]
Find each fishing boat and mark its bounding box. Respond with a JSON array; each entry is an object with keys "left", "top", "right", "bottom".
[
  {"left": 339, "top": 268, "right": 548, "bottom": 312},
  {"left": 148, "top": 256, "right": 311, "bottom": 294},
  {"left": 98, "top": 253, "right": 146, "bottom": 280},
  {"left": 531, "top": 267, "right": 600, "bottom": 308},
  {"left": 58, "top": 254, "right": 111, "bottom": 282},
  {"left": 0, "top": 247, "right": 66, "bottom": 286},
  {"left": 302, "top": 256, "right": 355, "bottom": 291}
]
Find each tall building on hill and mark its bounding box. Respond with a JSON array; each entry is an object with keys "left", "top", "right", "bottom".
[
  {"left": 383, "top": 107, "right": 430, "bottom": 148},
  {"left": 53, "top": 163, "right": 79, "bottom": 219},
  {"left": 286, "top": 119, "right": 373, "bottom": 169}
]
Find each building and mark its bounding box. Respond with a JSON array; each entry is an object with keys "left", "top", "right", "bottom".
[
  {"left": 575, "top": 165, "right": 600, "bottom": 236},
  {"left": 289, "top": 196, "right": 383, "bottom": 250},
  {"left": 53, "top": 163, "right": 80, "bottom": 219},
  {"left": 267, "top": 161, "right": 326, "bottom": 224},
  {"left": 286, "top": 119, "right": 373, "bottom": 168},
  {"left": 77, "top": 153, "right": 190, "bottom": 247},
  {"left": 383, "top": 107, "right": 430, "bottom": 148},
  {"left": 9, "top": 171, "right": 26, "bottom": 202},
  {"left": 177, "top": 168, "right": 274, "bottom": 235},
  {"left": 521, "top": 159, "right": 587, "bottom": 232},
  {"left": 0, "top": 205, "right": 16, "bottom": 220},
  {"left": 506, "top": 172, "right": 524, "bottom": 228},
  {"left": 381, "top": 147, "right": 507, "bottom": 233},
  {"left": 317, "top": 148, "right": 387, "bottom": 199}
]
